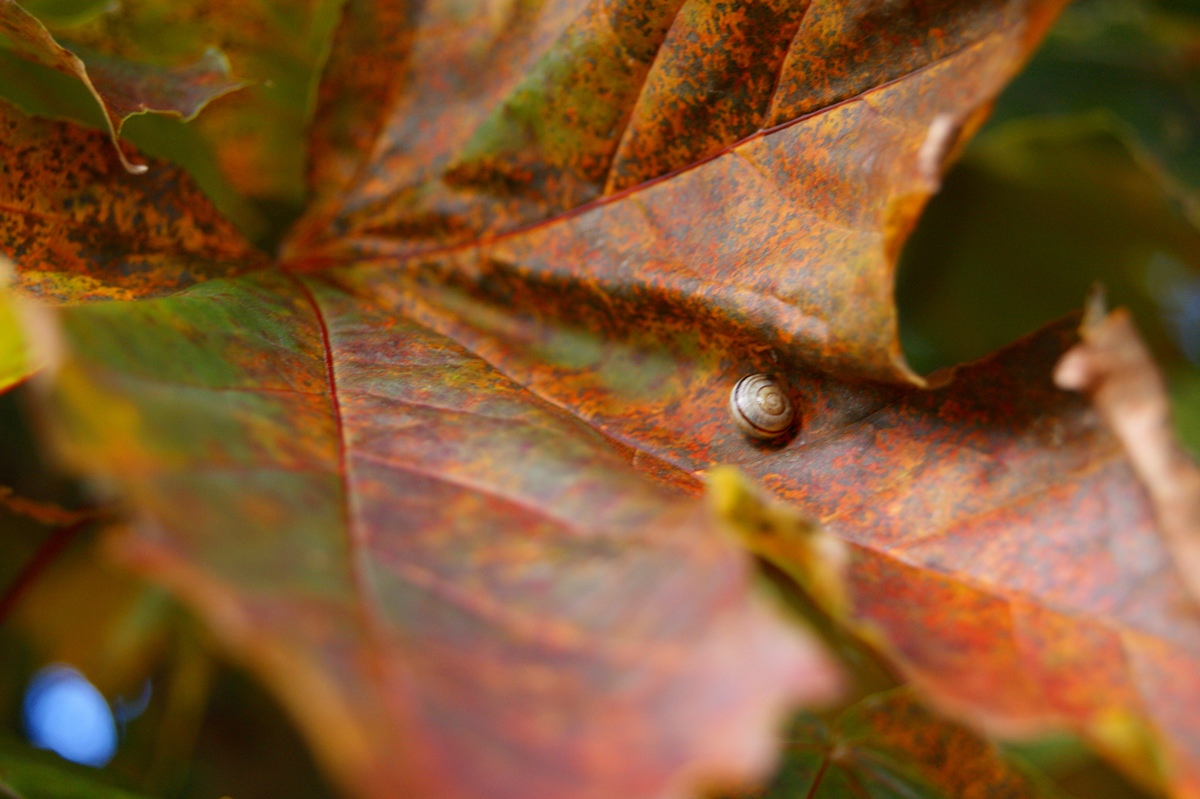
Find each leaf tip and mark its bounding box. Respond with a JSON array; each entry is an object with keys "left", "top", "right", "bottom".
[
  {"left": 110, "top": 138, "right": 149, "bottom": 175},
  {"left": 706, "top": 466, "right": 849, "bottom": 618},
  {"left": 1081, "top": 282, "right": 1108, "bottom": 333}
]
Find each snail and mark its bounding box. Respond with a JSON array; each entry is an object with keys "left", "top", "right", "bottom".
[{"left": 729, "top": 373, "right": 795, "bottom": 440}]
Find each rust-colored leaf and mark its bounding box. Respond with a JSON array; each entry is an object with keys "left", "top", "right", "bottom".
[
  {"left": 346, "top": 201, "right": 1199, "bottom": 787},
  {"left": 278, "top": 0, "right": 1200, "bottom": 781},
  {"left": 0, "top": 100, "right": 265, "bottom": 303},
  {"left": 289, "top": 0, "right": 1065, "bottom": 383},
  {"left": 43, "top": 270, "right": 840, "bottom": 799},
  {"left": 364, "top": 268, "right": 1197, "bottom": 792},
  {"left": 0, "top": 0, "right": 244, "bottom": 173},
  {"left": 742, "top": 320, "right": 1195, "bottom": 795},
  {"left": 288, "top": 0, "right": 1060, "bottom": 283},
  {"left": 7, "top": 0, "right": 1192, "bottom": 796}
]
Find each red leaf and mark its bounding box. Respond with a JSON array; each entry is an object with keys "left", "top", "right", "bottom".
[
  {"left": 384, "top": 291, "right": 1197, "bottom": 791},
  {"left": 290, "top": 0, "right": 1061, "bottom": 282},
  {"left": 45, "top": 270, "right": 841, "bottom": 799}
]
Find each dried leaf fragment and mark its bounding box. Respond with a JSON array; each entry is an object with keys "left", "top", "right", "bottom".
[
  {"left": 1054, "top": 295, "right": 1200, "bottom": 604},
  {"left": 0, "top": 487, "right": 91, "bottom": 527}
]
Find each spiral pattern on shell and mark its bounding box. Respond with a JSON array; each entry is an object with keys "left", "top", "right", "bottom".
[{"left": 729, "top": 374, "right": 794, "bottom": 439}]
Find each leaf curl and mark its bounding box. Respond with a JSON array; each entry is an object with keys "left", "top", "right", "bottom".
[{"left": 0, "top": 0, "right": 244, "bottom": 173}]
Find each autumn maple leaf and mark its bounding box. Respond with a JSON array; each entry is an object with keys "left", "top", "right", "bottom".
[{"left": 2, "top": 0, "right": 1198, "bottom": 798}]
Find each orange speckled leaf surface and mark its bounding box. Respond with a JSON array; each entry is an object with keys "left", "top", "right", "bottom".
[
  {"left": 289, "top": 0, "right": 1065, "bottom": 384},
  {"left": 0, "top": 0, "right": 244, "bottom": 173},
  {"left": 747, "top": 321, "right": 1200, "bottom": 796},
  {"left": 288, "top": 0, "right": 1057, "bottom": 252},
  {"left": 292, "top": 0, "right": 1200, "bottom": 779},
  {"left": 44, "top": 270, "right": 840, "bottom": 799},
  {"left": 0, "top": 101, "right": 266, "bottom": 303},
  {"left": 352, "top": 246, "right": 1199, "bottom": 793},
  {"left": 281, "top": 10, "right": 1192, "bottom": 791}
]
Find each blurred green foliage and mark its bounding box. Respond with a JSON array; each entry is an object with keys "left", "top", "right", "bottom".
[
  {"left": 900, "top": 0, "right": 1200, "bottom": 456},
  {"left": 0, "top": 389, "right": 337, "bottom": 798},
  {"left": 0, "top": 738, "right": 151, "bottom": 798},
  {"left": 991, "top": 0, "right": 1200, "bottom": 226}
]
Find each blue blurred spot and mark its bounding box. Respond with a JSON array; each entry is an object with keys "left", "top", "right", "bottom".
[
  {"left": 23, "top": 664, "right": 117, "bottom": 767},
  {"left": 114, "top": 679, "right": 152, "bottom": 729}
]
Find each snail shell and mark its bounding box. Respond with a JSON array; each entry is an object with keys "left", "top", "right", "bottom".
[{"left": 729, "top": 373, "right": 794, "bottom": 439}]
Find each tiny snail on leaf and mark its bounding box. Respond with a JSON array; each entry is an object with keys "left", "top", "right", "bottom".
[{"left": 729, "top": 373, "right": 795, "bottom": 440}]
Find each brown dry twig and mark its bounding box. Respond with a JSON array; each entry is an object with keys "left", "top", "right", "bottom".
[{"left": 0, "top": 486, "right": 93, "bottom": 527}]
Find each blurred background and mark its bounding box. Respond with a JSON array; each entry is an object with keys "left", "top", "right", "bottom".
[
  {"left": 899, "top": 0, "right": 1200, "bottom": 457},
  {"left": 0, "top": 0, "right": 1197, "bottom": 796}
]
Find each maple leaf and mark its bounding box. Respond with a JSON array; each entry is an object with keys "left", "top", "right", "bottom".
[
  {"left": 0, "top": 58, "right": 837, "bottom": 797},
  {"left": 68, "top": 0, "right": 343, "bottom": 225},
  {"left": 3, "top": 0, "right": 1195, "bottom": 797},
  {"left": 0, "top": 0, "right": 343, "bottom": 245}
]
